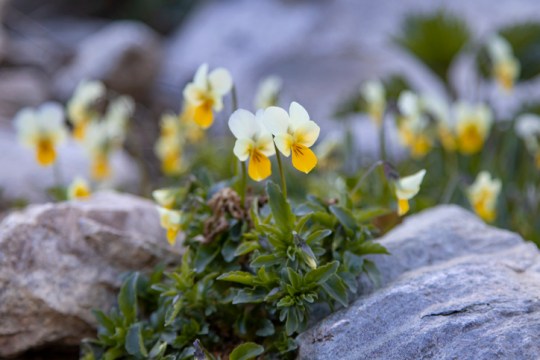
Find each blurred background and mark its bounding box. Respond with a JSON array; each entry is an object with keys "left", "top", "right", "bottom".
[{"left": 1, "top": 0, "right": 540, "bottom": 205}]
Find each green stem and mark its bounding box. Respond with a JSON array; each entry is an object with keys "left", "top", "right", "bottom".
[
  {"left": 240, "top": 161, "right": 247, "bottom": 205},
  {"left": 352, "top": 160, "right": 383, "bottom": 194},
  {"left": 274, "top": 143, "right": 287, "bottom": 198},
  {"left": 231, "top": 85, "right": 239, "bottom": 114},
  {"left": 379, "top": 121, "right": 387, "bottom": 162},
  {"left": 52, "top": 159, "right": 63, "bottom": 188}
]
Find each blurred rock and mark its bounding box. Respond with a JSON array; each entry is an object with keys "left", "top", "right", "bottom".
[
  {"left": 0, "top": 191, "right": 179, "bottom": 358},
  {"left": 0, "top": 130, "right": 141, "bottom": 203},
  {"left": 0, "top": 70, "right": 49, "bottom": 126},
  {"left": 298, "top": 205, "right": 540, "bottom": 359},
  {"left": 53, "top": 21, "right": 162, "bottom": 101}
]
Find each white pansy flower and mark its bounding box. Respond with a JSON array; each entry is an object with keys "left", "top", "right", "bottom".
[
  {"left": 254, "top": 76, "right": 283, "bottom": 110},
  {"left": 395, "top": 169, "right": 426, "bottom": 216}
]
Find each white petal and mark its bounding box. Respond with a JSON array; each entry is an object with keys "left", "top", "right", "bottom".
[
  {"left": 262, "top": 106, "right": 290, "bottom": 135},
  {"left": 289, "top": 101, "right": 310, "bottom": 129},
  {"left": 193, "top": 63, "right": 209, "bottom": 88},
  {"left": 398, "top": 91, "right": 420, "bottom": 117},
  {"left": 361, "top": 80, "right": 385, "bottom": 103},
  {"left": 209, "top": 68, "right": 233, "bottom": 95},
  {"left": 38, "top": 102, "right": 64, "bottom": 126},
  {"left": 487, "top": 35, "right": 511, "bottom": 62},
  {"left": 233, "top": 138, "right": 254, "bottom": 161},
  {"left": 396, "top": 169, "right": 426, "bottom": 200},
  {"left": 228, "top": 109, "right": 258, "bottom": 139},
  {"left": 295, "top": 120, "right": 320, "bottom": 147},
  {"left": 183, "top": 83, "right": 203, "bottom": 105},
  {"left": 274, "top": 133, "right": 293, "bottom": 157},
  {"left": 515, "top": 114, "right": 540, "bottom": 138},
  {"left": 256, "top": 134, "right": 276, "bottom": 157}
]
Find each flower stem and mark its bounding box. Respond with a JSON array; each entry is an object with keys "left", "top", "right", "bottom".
[
  {"left": 231, "top": 85, "right": 239, "bottom": 113},
  {"left": 52, "top": 159, "right": 63, "bottom": 188},
  {"left": 274, "top": 143, "right": 287, "bottom": 198},
  {"left": 379, "top": 121, "right": 387, "bottom": 162},
  {"left": 352, "top": 160, "right": 383, "bottom": 194},
  {"left": 240, "top": 160, "right": 247, "bottom": 205}
]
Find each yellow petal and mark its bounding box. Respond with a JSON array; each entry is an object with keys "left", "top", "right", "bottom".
[
  {"left": 166, "top": 227, "right": 178, "bottom": 245},
  {"left": 458, "top": 123, "right": 485, "bottom": 155},
  {"left": 36, "top": 138, "right": 56, "bottom": 166},
  {"left": 397, "top": 198, "right": 409, "bottom": 216},
  {"left": 73, "top": 122, "right": 87, "bottom": 140},
  {"left": 92, "top": 154, "right": 111, "bottom": 180},
  {"left": 193, "top": 102, "right": 214, "bottom": 129},
  {"left": 291, "top": 143, "right": 317, "bottom": 174},
  {"left": 248, "top": 150, "right": 271, "bottom": 181},
  {"left": 162, "top": 151, "right": 182, "bottom": 175}
]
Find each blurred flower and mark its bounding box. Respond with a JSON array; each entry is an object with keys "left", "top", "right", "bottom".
[
  {"left": 105, "top": 96, "right": 135, "bottom": 138},
  {"left": 155, "top": 113, "right": 185, "bottom": 176},
  {"left": 487, "top": 35, "right": 520, "bottom": 92},
  {"left": 254, "top": 75, "right": 282, "bottom": 110},
  {"left": 14, "top": 102, "right": 67, "bottom": 167},
  {"left": 183, "top": 63, "right": 233, "bottom": 129},
  {"left": 179, "top": 102, "right": 205, "bottom": 142},
  {"left": 454, "top": 102, "right": 492, "bottom": 155},
  {"left": 361, "top": 80, "right": 386, "bottom": 126},
  {"left": 67, "top": 177, "right": 91, "bottom": 200},
  {"left": 515, "top": 113, "right": 540, "bottom": 168},
  {"left": 397, "top": 91, "right": 433, "bottom": 158},
  {"left": 423, "top": 95, "right": 457, "bottom": 152},
  {"left": 394, "top": 169, "right": 426, "bottom": 216},
  {"left": 229, "top": 109, "right": 275, "bottom": 181},
  {"left": 157, "top": 206, "right": 184, "bottom": 245},
  {"left": 153, "top": 188, "right": 177, "bottom": 209},
  {"left": 263, "top": 102, "right": 320, "bottom": 174},
  {"left": 67, "top": 80, "right": 105, "bottom": 140},
  {"left": 467, "top": 171, "right": 501, "bottom": 222},
  {"left": 315, "top": 134, "right": 343, "bottom": 171}
]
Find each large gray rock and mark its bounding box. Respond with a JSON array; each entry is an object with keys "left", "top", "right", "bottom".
[
  {"left": 297, "top": 205, "right": 540, "bottom": 360},
  {"left": 53, "top": 21, "right": 162, "bottom": 101},
  {"left": 0, "top": 191, "right": 179, "bottom": 357}
]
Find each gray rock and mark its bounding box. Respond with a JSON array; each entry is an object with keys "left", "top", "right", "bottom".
[
  {"left": 0, "top": 191, "right": 179, "bottom": 358},
  {"left": 53, "top": 21, "right": 162, "bottom": 101},
  {"left": 0, "top": 129, "right": 140, "bottom": 203},
  {"left": 297, "top": 205, "right": 540, "bottom": 360}
]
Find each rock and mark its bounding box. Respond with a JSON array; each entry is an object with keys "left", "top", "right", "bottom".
[
  {"left": 297, "top": 205, "right": 540, "bottom": 360},
  {"left": 53, "top": 21, "right": 162, "bottom": 101},
  {"left": 0, "top": 129, "right": 140, "bottom": 203},
  {"left": 0, "top": 191, "right": 179, "bottom": 358}
]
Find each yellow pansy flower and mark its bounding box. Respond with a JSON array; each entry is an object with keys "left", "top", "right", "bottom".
[
  {"left": 254, "top": 75, "right": 282, "bottom": 110},
  {"left": 155, "top": 113, "right": 185, "bottom": 175},
  {"left": 179, "top": 103, "right": 205, "bottom": 142},
  {"left": 152, "top": 188, "right": 177, "bottom": 209},
  {"left": 487, "top": 35, "right": 520, "bottom": 92},
  {"left": 14, "top": 102, "right": 67, "bottom": 167},
  {"left": 361, "top": 80, "right": 386, "bottom": 126},
  {"left": 467, "top": 171, "right": 501, "bottom": 222},
  {"left": 454, "top": 102, "right": 492, "bottom": 155},
  {"left": 67, "top": 80, "right": 105, "bottom": 140},
  {"left": 157, "top": 206, "right": 184, "bottom": 245},
  {"left": 263, "top": 102, "right": 320, "bottom": 174},
  {"left": 394, "top": 169, "right": 426, "bottom": 216},
  {"left": 229, "top": 109, "right": 275, "bottom": 181},
  {"left": 183, "top": 63, "right": 233, "bottom": 129},
  {"left": 515, "top": 113, "right": 540, "bottom": 168},
  {"left": 397, "top": 91, "right": 433, "bottom": 158},
  {"left": 67, "top": 177, "right": 91, "bottom": 200}
]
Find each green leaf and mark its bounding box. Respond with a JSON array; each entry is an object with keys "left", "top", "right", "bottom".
[
  {"left": 305, "top": 261, "right": 339, "bottom": 284},
  {"left": 363, "top": 259, "right": 383, "bottom": 288},
  {"left": 230, "top": 342, "right": 264, "bottom": 360},
  {"left": 353, "top": 241, "right": 390, "bottom": 255},
  {"left": 287, "top": 268, "right": 303, "bottom": 289},
  {"left": 165, "top": 296, "right": 183, "bottom": 326},
  {"left": 125, "top": 323, "right": 148, "bottom": 358},
  {"left": 266, "top": 181, "right": 295, "bottom": 233},
  {"left": 218, "top": 271, "right": 257, "bottom": 286},
  {"left": 92, "top": 309, "right": 115, "bottom": 334},
  {"left": 250, "top": 254, "right": 281, "bottom": 268},
  {"left": 394, "top": 10, "right": 470, "bottom": 81},
  {"left": 233, "top": 288, "right": 267, "bottom": 304},
  {"left": 255, "top": 319, "right": 275, "bottom": 337},
  {"left": 149, "top": 341, "right": 167, "bottom": 359},
  {"left": 118, "top": 273, "right": 139, "bottom": 324},
  {"left": 104, "top": 346, "right": 124, "bottom": 360},
  {"left": 321, "top": 274, "right": 349, "bottom": 307},
  {"left": 305, "top": 229, "right": 332, "bottom": 245},
  {"left": 234, "top": 241, "right": 261, "bottom": 257},
  {"left": 329, "top": 205, "right": 358, "bottom": 231},
  {"left": 194, "top": 244, "right": 220, "bottom": 273},
  {"left": 355, "top": 207, "right": 392, "bottom": 222}
]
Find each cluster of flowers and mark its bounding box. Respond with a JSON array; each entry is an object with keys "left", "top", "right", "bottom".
[
  {"left": 14, "top": 80, "right": 134, "bottom": 200},
  {"left": 357, "top": 35, "right": 526, "bottom": 223},
  {"left": 154, "top": 64, "right": 427, "bottom": 245}
]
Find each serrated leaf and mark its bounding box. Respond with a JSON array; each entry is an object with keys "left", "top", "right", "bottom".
[
  {"left": 394, "top": 10, "right": 470, "bottom": 81},
  {"left": 229, "top": 342, "right": 264, "bottom": 360},
  {"left": 234, "top": 241, "right": 261, "bottom": 256},
  {"left": 266, "top": 181, "right": 295, "bottom": 233},
  {"left": 305, "top": 261, "right": 339, "bottom": 284},
  {"left": 217, "top": 271, "right": 256, "bottom": 286},
  {"left": 330, "top": 205, "right": 358, "bottom": 231},
  {"left": 321, "top": 274, "right": 349, "bottom": 307},
  {"left": 118, "top": 273, "right": 139, "bottom": 324},
  {"left": 125, "top": 323, "right": 148, "bottom": 358}
]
